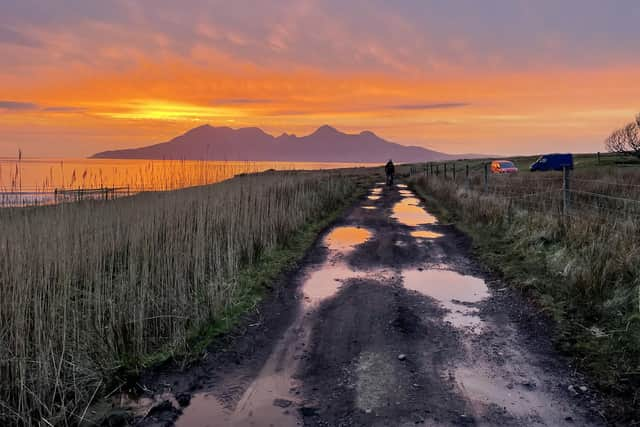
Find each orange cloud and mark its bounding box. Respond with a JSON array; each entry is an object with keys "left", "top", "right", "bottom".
[{"left": 1, "top": 46, "right": 639, "bottom": 157}]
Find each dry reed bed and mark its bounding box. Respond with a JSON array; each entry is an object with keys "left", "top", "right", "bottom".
[
  {"left": 0, "top": 170, "right": 357, "bottom": 425},
  {"left": 411, "top": 173, "right": 640, "bottom": 417}
]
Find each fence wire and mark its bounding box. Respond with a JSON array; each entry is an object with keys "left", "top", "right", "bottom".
[{"left": 412, "top": 164, "right": 640, "bottom": 226}]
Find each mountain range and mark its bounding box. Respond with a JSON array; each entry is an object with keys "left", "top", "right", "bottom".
[{"left": 91, "top": 124, "right": 482, "bottom": 163}]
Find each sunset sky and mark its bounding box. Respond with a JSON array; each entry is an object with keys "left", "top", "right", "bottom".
[{"left": 1, "top": 0, "right": 639, "bottom": 157}]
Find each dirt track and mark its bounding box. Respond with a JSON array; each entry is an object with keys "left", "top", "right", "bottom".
[{"left": 120, "top": 182, "right": 605, "bottom": 427}]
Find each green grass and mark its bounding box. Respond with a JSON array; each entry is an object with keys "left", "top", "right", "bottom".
[
  {"left": 408, "top": 165, "right": 640, "bottom": 423},
  {"left": 414, "top": 151, "right": 640, "bottom": 176}
]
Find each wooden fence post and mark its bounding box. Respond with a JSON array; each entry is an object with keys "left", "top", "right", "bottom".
[
  {"left": 483, "top": 163, "right": 489, "bottom": 192},
  {"left": 465, "top": 164, "right": 470, "bottom": 190},
  {"left": 597, "top": 152, "right": 601, "bottom": 165},
  {"left": 444, "top": 163, "right": 448, "bottom": 179},
  {"left": 453, "top": 163, "right": 456, "bottom": 181},
  {"left": 563, "top": 166, "right": 571, "bottom": 217}
]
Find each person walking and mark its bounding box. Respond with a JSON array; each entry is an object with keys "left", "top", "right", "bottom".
[{"left": 385, "top": 159, "right": 395, "bottom": 185}]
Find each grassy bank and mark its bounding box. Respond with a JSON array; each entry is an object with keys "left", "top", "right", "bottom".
[
  {"left": 409, "top": 167, "right": 640, "bottom": 423},
  {"left": 0, "top": 168, "right": 372, "bottom": 425}
]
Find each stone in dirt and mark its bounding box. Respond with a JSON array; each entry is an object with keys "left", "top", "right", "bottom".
[
  {"left": 175, "top": 392, "right": 192, "bottom": 407},
  {"left": 100, "top": 410, "right": 132, "bottom": 427},
  {"left": 398, "top": 354, "right": 407, "bottom": 361},
  {"left": 147, "top": 400, "right": 182, "bottom": 421},
  {"left": 273, "top": 398, "right": 293, "bottom": 408},
  {"left": 299, "top": 406, "right": 320, "bottom": 417}
]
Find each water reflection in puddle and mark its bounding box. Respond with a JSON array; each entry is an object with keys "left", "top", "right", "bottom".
[
  {"left": 455, "top": 365, "right": 548, "bottom": 419},
  {"left": 396, "top": 183, "right": 408, "bottom": 188},
  {"left": 410, "top": 230, "right": 443, "bottom": 239},
  {"left": 363, "top": 206, "right": 377, "bottom": 210},
  {"left": 367, "top": 195, "right": 381, "bottom": 201},
  {"left": 325, "top": 226, "right": 371, "bottom": 252},
  {"left": 399, "top": 190, "right": 414, "bottom": 197},
  {"left": 392, "top": 198, "right": 437, "bottom": 227},
  {"left": 402, "top": 269, "right": 488, "bottom": 332},
  {"left": 175, "top": 226, "right": 374, "bottom": 426}
]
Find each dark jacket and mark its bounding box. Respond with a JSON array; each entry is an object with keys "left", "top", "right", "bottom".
[{"left": 385, "top": 161, "right": 395, "bottom": 175}]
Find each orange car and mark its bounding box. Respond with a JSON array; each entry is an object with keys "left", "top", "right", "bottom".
[{"left": 490, "top": 160, "right": 518, "bottom": 174}]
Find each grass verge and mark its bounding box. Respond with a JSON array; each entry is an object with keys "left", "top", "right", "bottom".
[
  {"left": 0, "top": 168, "right": 376, "bottom": 425},
  {"left": 409, "top": 177, "right": 640, "bottom": 424}
]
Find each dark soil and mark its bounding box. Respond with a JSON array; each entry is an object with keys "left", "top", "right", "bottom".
[{"left": 112, "top": 182, "right": 606, "bottom": 427}]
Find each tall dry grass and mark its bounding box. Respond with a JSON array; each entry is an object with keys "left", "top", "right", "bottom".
[
  {"left": 0, "top": 169, "right": 357, "bottom": 425},
  {"left": 410, "top": 170, "right": 640, "bottom": 418}
]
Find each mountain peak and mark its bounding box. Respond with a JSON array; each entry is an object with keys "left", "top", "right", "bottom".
[
  {"left": 90, "top": 123, "right": 473, "bottom": 162},
  {"left": 312, "top": 125, "right": 341, "bottom": 136}
]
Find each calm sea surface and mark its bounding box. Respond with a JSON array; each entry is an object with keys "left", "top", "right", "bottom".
[{"left": 0, "top": 158, "right": 374, "bottom": 206}]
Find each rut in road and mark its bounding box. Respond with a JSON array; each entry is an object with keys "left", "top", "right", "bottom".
[{"left": 128, "top": 182, "right": 603, "bottom": 427}]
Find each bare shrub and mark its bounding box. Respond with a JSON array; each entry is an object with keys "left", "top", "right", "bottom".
[{"left": 605, "top": 113, "right": 640, "bottom": 157}]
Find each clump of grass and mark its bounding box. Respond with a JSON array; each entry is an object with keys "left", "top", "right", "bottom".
[
  {"left": 410, "top": 171, "right": 640, "bottom": 422},
  {"left": 0, "top": 169, "right": 364, "bottom": 425}
]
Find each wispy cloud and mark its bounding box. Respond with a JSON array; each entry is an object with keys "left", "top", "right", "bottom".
[
  {"left": 0, "top": 26, "right": 43, "bottom": 48},
  {"left": 0, "top": 101, "right": 39, "bottom": 110},
  {"left": 213, "top": 98, "right": 273, "bottom": 105},
  {"left": 0, "top": 101, "right": 84, "bottom": 113},
  {"left": 42, "top": 106, "right": 86, "bottom": 113},
  {"left": 389, "top": 102, "right": 470, "bottom": 110}
]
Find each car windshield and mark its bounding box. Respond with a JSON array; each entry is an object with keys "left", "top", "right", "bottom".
[{"left": 499, "top": 161, "right": 514, "bottom": 168}]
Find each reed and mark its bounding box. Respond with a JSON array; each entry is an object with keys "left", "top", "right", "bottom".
[{"left": 0, "top": 169, "right": 359, "bottom": 425}]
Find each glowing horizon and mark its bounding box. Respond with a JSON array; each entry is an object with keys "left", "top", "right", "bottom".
[{"left": 1, "top": 1, "right": 639, "bottom": 157}]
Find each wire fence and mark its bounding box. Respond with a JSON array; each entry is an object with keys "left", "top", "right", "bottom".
[
  {"left": 0, "top": 186, "right": 133, "bottom": 208},
  {"left": 408, "top": 162, "right": 640, "bottom": 225}
]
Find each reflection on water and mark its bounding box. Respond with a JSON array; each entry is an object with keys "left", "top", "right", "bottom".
[
  {"left": 363, "top": 206, "right": 377, "bottom": 210},
  {"left": 410, "top": 230, "right": 443, "bottom": 239},
  {"left": 173, "top": 226, "right": 374, "bottom": 426},
  {"left": 175, "top": 394, "right": 230, "bottom": 427},
  {"left": 0, "top": 158, "right": 372, "bottom": 191},
  {"left": 392, "top": 198, "right": 437, "bottom": 227},
  {"left": 396, "top": 184, "right": 408, "bottom": 188},
  {"left": 325, "top": 226, "right": 372, "bottom": 252},
  {"left": 367, "top": 195, "right": 381, "bottom": 201},
  {"left": 455, "top": 365, "right": 549, "bottom": 420},
  {"left": 402, "top": 268, "right": 489, "bottom": 331},
  {"left": 399, "top": 190, "right": 414, "bottom": 197}
]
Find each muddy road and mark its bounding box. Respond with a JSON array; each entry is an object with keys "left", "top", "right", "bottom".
[{"left": 120, "top": 183, "right": 604, "bottom": 427}]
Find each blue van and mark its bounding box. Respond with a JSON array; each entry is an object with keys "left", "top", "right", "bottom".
[{"left": 530, "top": 153, "right": 573, "bottom": 172}]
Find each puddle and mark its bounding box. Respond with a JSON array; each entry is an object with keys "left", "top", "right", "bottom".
[
  {"left": 399, "top": 190, "right": 415, "bottom": 197},
  {"left": 454, "top": 350, "right": 585, "bottom": 425},
  {"left": 455, "top": 365, "right": 547, "bottom": 420},
  {"left": 302, "top": 263, "right": 364, "bottom": 306},
  {"left": 367, "top": 195, "right": 381, "bottom": 201},
  {"left": 175, "top": 394, "right": 233, "bottom": 427},
  {"left": 362, "top": 206, "right": 377, "bottom": 210},
  {"left": 324, "top": 226, "right": 371, "bottom": 252},
  {"left": 173, "top": 225, "right": 376, "bottom": 426},
  {"left": 371, "top": 187, "right": 383, "bottom": 194},
  {"left": 402, "top": 268, "right": 488, "bottom": 332},
  {"left": 391, "top": 198, "right": 437, "bottom": 227},
  {"left": 396, "top": 184, "right": 408, "bottom": 188},
  {"left": 410, "top": 230, "right": 443, "bottom": 239}
]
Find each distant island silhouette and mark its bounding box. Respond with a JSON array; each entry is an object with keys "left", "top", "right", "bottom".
[{"left": 91, "top": 124, "right": 484, "bottom": 162}]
